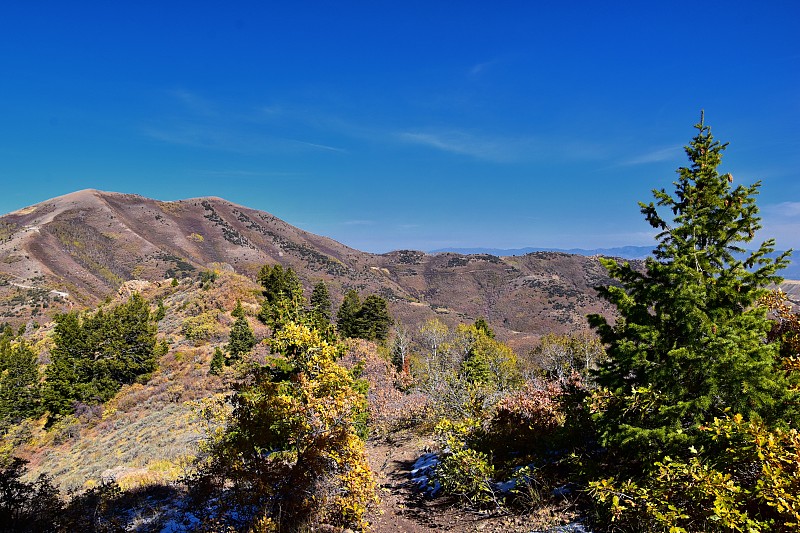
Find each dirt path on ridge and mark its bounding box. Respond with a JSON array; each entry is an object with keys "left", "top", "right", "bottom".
[{"left": 364, "top": 432, "right": 582, "bottom": 533}]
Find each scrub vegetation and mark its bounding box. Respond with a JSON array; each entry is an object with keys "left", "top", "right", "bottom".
[{"left": 0, "top": 118, "right": 798, "bottom": 532}]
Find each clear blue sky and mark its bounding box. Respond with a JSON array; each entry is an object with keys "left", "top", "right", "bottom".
[{"left": 1, "top": 1, "right": 798, "bottom": 253}]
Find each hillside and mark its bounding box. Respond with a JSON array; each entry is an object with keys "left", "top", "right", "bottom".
[
  {"left": 0, "top": 190, "right": 625, "bottom": 350},
  {"left": 434, "top": 245, "right": 800, "bottom": 280},
  {"left": 3, "top": 188, "right": 798, "bottom": 532}
]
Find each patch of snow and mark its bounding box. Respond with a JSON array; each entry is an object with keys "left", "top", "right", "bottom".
[
  {"left": 494, "top": 478, "right": 518, "bottom": 493},
  {"left": 409, "top": 452, "right": 441, "bottom": 496},
  {"left": 531, "top": 522, "right": 592, "bottom": 533},
  {"left": 160, "top": 511, "right": 200, "bottom": 533},
  {"left": 552, "top": 484, "right": 575, "bottom": 497}
]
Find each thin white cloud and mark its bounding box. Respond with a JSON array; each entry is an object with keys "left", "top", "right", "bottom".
[
  {"left": 469, "top": 61, "right": 494, "bottom": 77},
  {"left": 398, "top": 131, "right": 495, "bottom": 157},
  {"left": 764, "top": 201, "right": 800, "bottom": 218},
  {"left": 144, "top": 123, "right": 345, "bottom": 155},
  {"left": 288, "top": 139, "right": 347, "bottom": 153},
  {"left": 169, "top": 89, "right": 218, "bottom": 116},
  {"left": 152, "top": 90, "right": 613, "bottom": 164},
  {"left": 341, "top": 220, "right": 374, "bottom": 226},
  {"left": 142, "top": 91, "right": 346, "bottom": 155},
  {"left": 619, "top": 145, "right": 683, "bottom": 166},
  {"left": 197, "top": 170, "right": 305, "bottom": 179},
  {"left": 396, "top": 129, "right": 607, "bottom": 163}
]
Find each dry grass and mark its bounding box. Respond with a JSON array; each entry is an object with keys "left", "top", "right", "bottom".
[{"left": 13, "top": 272, "right": 260, "bottom": 494}]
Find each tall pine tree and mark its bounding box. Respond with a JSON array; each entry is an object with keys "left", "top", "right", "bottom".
[
  {"left": 357, "top": 295, "right": 392, "bottom": 342},
  {"left": 257, "top": 264, "right": 305, "bottom": 329},
  {"left": 0, "top": 341, "right": 42, "bottom": 428},
  {"left": 589, "top": 114, "right": 795, "bottom": 463},
  {"left": 336, "top": 290, "right": 361, "bottom": 338},
  {"left": 43, "top": 294, "right": 157, "bottom": 418},
  {"left": 310, "top": 281, "right": 332, "bottom": 327},
  {"left": 227, "top": 300, "right": 256, "bottom": 364}
]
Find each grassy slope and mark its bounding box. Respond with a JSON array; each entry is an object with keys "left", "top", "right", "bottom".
[{"left": 14, "top": 270, "right": 267, "bottom": 493}]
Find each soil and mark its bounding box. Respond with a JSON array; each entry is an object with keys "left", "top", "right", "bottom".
[{"left": 364, "top": 431, "right": 585, "bottom": 533}]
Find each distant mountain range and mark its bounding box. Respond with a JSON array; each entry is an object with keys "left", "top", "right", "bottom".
[
  {"left": 0, "top": 189, "right": 794, "bottom": 351},
  {"left": 431, "top": 245, "right": 655, "bottom": 259},
  {"left": 431, "top": 246, "right": 800, "bottom": 280},
  {"left": 0, "top": 190, "right": 624, "bottom": 350}
]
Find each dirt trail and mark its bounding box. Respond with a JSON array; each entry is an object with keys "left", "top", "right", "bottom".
[
  {"left": 366, "top": 433, "right": 441, "bottom": 532},
  {"left": 364, "top": 432, "right": 582, "bottom": 533}
]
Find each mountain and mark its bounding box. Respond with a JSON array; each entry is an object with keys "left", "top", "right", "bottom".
[
  {"left": 0, "top": 189, "right": 385, "bottom": 308},
  {"left": 431, "top": 245, "right": 655, "bottom": 259},
  {"left": 0, "top": 190, "right": 631, "bottom": 349},
  {"left": 433, "top": 245, "right": 800, "bottom": 279}
]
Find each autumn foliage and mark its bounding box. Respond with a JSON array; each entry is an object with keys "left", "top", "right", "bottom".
[{"left": 195, "top": 300, "right": 377, "bottom": 531}]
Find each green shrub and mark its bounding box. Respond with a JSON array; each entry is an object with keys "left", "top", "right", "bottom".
[
  {"left": 195, "top": 320, "right": 378, "bottom": 530},
  {"left": 181, "top": 311, "right": 222, "bottom": 342},
  {"left": 589, "top": 414, "right": 800, "bottom": 532},
  {"left": 433, "top": 418, "right": 497, "bottom": 507}
]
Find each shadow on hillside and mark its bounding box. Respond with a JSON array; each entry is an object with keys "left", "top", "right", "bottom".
[
  {"left": 62, "top": 482, "right": 188, "bottom": 532},
  {"left": 384, "top": 456, "right": 464, "bottom": 529}
]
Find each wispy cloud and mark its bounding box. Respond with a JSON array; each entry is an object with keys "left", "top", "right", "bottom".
[
  {"left": 197, "top": 169, "right": 306, "bottom": 179},
  {"left": 143, "top": 121, "right": 345, "bottom": 155},
  {"left": 764, "top": 201, "right": 800, "bottom": 218},
  {"left": 149, "top": 89, "right": 613, "bottom": 164},
  {"left": 749, "top": 202, "right": 800, "bottom": 248},
  {"left": 469, "top": 61, "right": 494, "bottom": 77},
  {"left": 288, "top": 139, "right": 346, "bottom": 153},
  {"left": 398, "top": 131, "right": 504, "bottom": 159},
  {"left": 142, "top": 90, "right": 345, "bottom": 155},
  {"left": 341, "top": 220, "right": 374, "bottom": 226},
  {"left": 396, "top": 129, "right": 606, "bottom": 163},
  {"left": 169, "top": 89, "right": 218, "bottom": 116},
  {"left": 618, "top": 145, "right": 683, "bottom": 166}
]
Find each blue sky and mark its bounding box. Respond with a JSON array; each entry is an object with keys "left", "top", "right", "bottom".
[{"left": 1, "top": 1, "right": 798, "bottom": 253}]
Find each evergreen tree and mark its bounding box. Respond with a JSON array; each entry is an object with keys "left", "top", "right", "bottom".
[
  {"left": 43, "top": 312, "right": 90, "bottom": 417},
  {"left": 257, "top": 264, "right": 305, "bottom": 329},
  {"left": 154, "top": 299, "right": 166, "bottom": 322},
  {"left": 231, "top": 299, "right": 246, "bottom": 319},
  {"left": 473, "top": 318, "right": 495, "bottom": 339},
  {"left": 44, "top": 294, "right": 158, "bottom": 418},
  {"left": 227, "top": 300, "right": 256, "bottom": 364},
  {"left": 0, "top": 341, "right": 42, "bottom": 428},
  {"left": 460, "top": 324, "right": 520, "bottom": 390},
  {"left": 336, "top": 291, "right": 392, "bottom": 342},
  {"left": 258, "top": 264, "right": 303, "bottom": 304},
  {"left": 99, "top": 293, "right": 158, "bottom": 386},
  {"left": 209, "top": 346, "right": 225, "bottom": 375},
  {"left": 336, "top": 289, "right": 361, "bottom": 338},
  {"left": 589, "top": 115, "right": 794, "bottom": 463},
  {"left": 357, "top": 295, "right": 392, "bottom": 342},
  {"left": 310, "top": 281, "right": 332, "bottom": 326}
]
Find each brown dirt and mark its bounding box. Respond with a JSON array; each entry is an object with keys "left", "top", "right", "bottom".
[{"left": 365, "top": 431, "right": 583, "bottom": 533}]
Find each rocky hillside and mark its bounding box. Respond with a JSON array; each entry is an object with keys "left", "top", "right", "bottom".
[{"left": 1, "top": 189, "right": 627, "bottom": 348}]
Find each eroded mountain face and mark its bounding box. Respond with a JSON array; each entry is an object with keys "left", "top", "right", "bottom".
[{"left": 0, "top": 189, "right": 623, "bottom": 349}]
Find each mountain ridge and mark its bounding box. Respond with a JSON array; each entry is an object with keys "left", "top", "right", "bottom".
[
  {"left": 431, "top": 245, "right": 655, "bottom": 259},
  {"left": 432, "top": 245, "right": 800, "bottom": 279},
  {"left": 5, "top": 189, "right": 791, "bottom": 351}
]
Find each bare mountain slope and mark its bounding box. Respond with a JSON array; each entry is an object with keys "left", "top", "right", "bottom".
[
  {"left": 0, "top": 189, "right": 622, "bottom": 347},
  {"left": 1, "top": 189, "right": 393, "bottom": 306}
]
